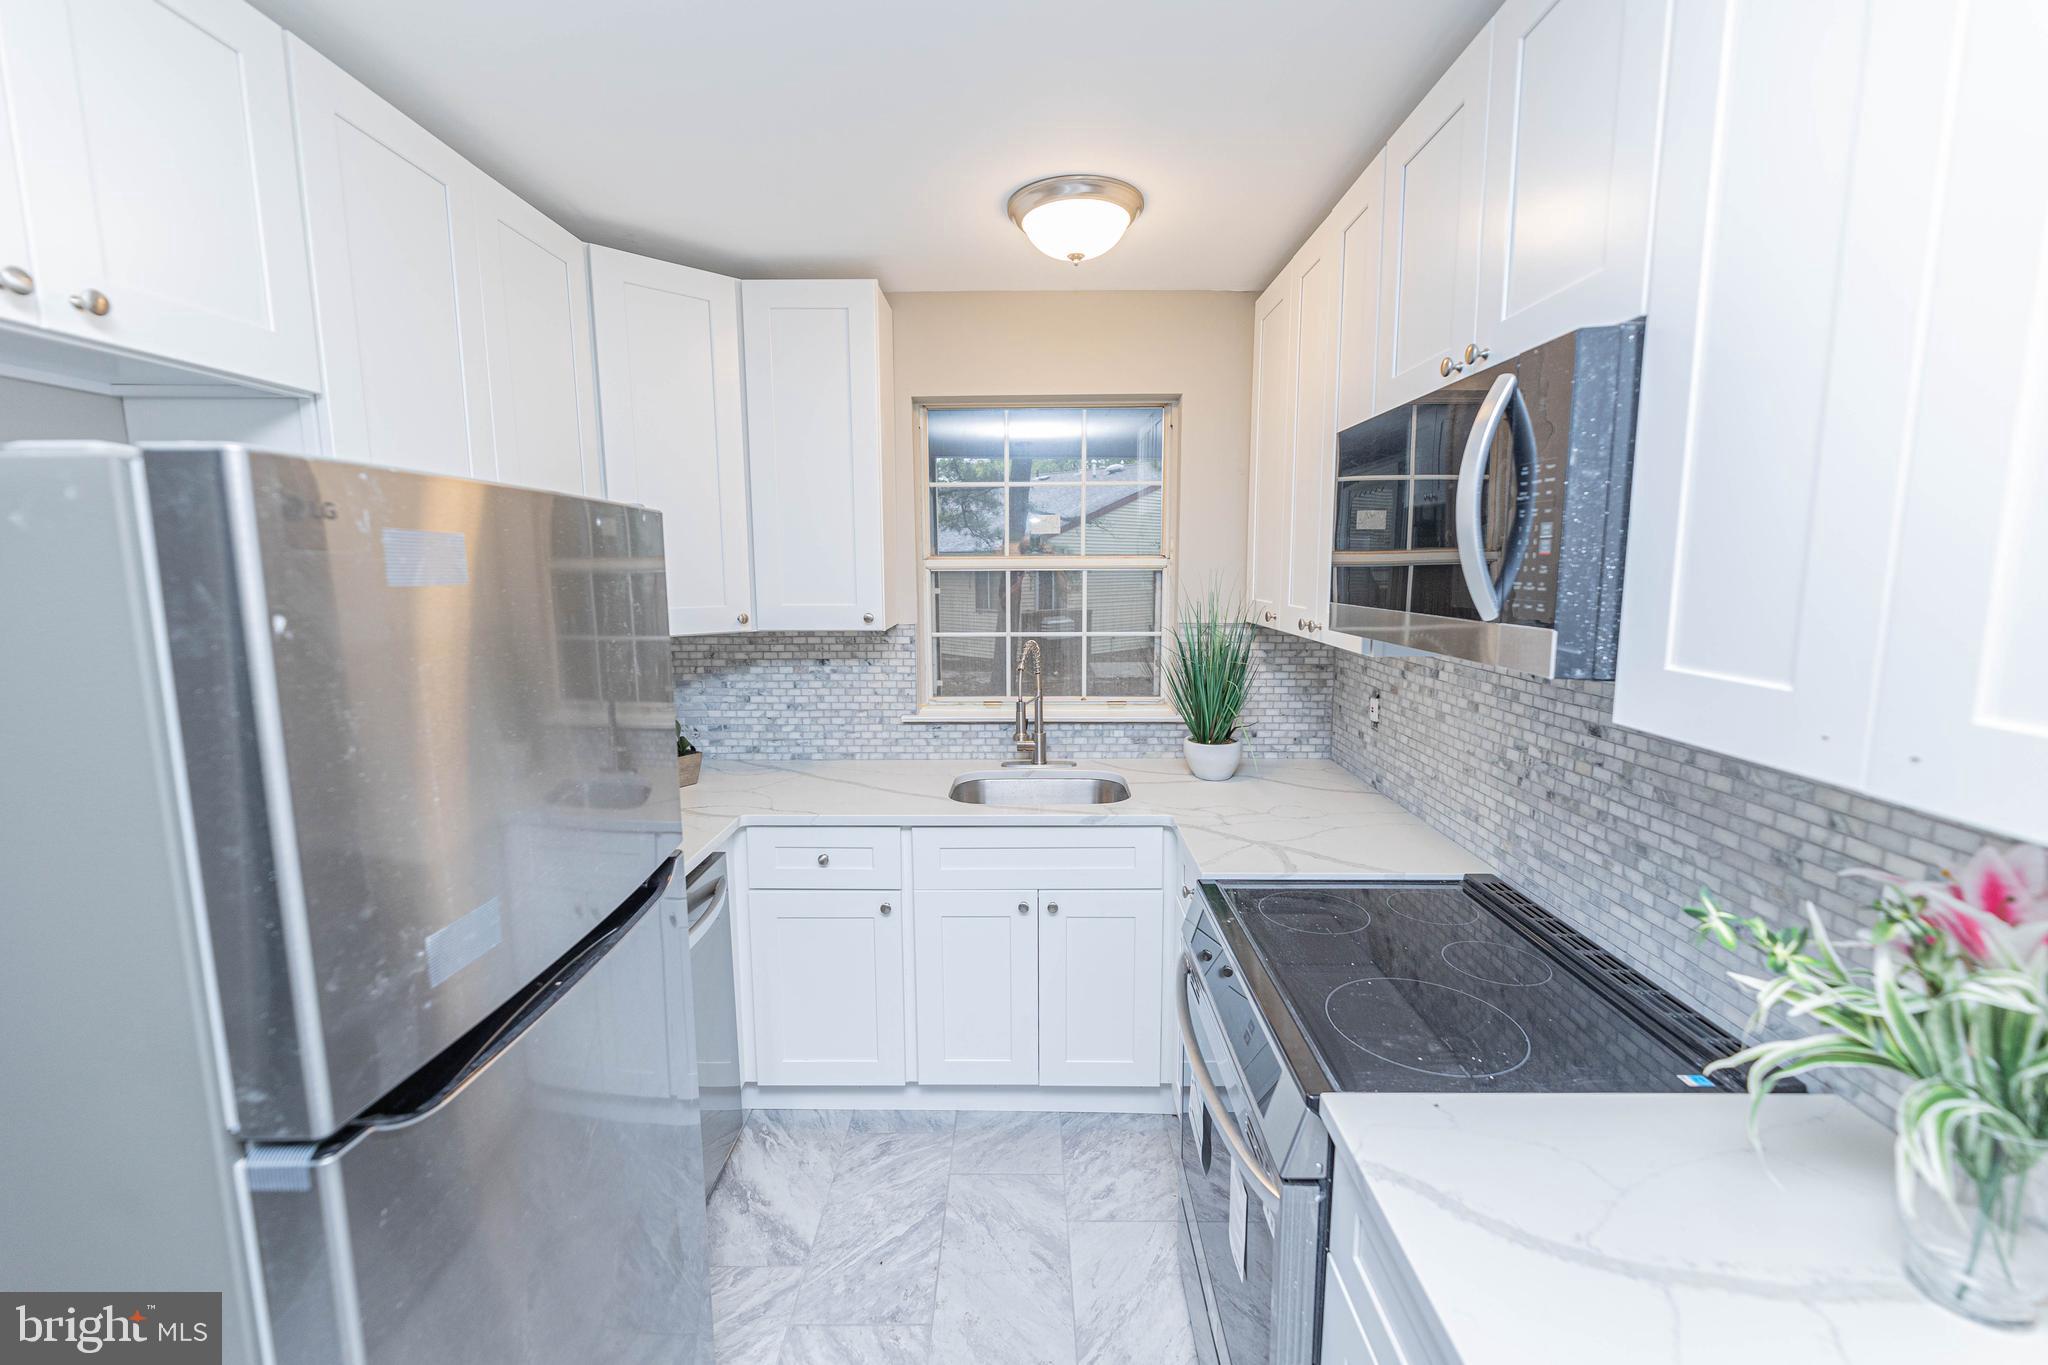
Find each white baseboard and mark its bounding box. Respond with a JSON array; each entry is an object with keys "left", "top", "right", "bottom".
[{"left": 740, "top": 1082, "right": 1173, "bottom": 1115}]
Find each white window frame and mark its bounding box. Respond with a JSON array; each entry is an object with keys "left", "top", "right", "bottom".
[{"left": 912, "top": 398, "right": 1181, "bottom": 722}]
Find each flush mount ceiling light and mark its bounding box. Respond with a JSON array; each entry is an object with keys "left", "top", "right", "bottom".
[{"left": 1007, "top": 175, "right": 1145, "bottom": 265}]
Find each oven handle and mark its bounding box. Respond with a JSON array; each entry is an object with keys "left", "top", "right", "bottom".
[{"left": 1177, "top": 956, "right": 1284, "bottom": 1203}]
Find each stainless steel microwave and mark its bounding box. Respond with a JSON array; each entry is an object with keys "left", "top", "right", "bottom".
[{"left": 1327, "top": 321, "right": 1643, "bottom": 679}]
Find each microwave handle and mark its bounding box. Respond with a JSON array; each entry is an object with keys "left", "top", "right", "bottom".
[
  {"left": 1177, "top": 957, "right": 1284, "bottom": 1203},
  {"left": 1455, "top": 372, "right": 1538, "bottom": 620}
]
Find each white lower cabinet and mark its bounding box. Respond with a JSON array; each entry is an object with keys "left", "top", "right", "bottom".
[
  {"left": 913, "top": 890, "right": 1039, "bottom": 1085},
  {"left": 1038, "top": 889, "right": 1163, "bottom": 1087},
  {"left": 747, "top": 888, "right": 905, "bottom": 1087},
  {"left": 1320, "top": 1261, "right": 1384, "bottom": 1365}
]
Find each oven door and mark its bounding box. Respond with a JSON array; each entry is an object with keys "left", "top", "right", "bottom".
[{"left": 1177, "top": 958, "right": 1281, "bottom": 1365}]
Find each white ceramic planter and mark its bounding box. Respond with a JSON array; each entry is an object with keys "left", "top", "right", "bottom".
[{"left": 1183, "top": 737, "right": 1243, "bottom": 782}]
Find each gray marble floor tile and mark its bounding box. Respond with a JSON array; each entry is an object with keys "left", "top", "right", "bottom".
[
  {"left": 847, "top": 1109, "right": 957, "bottom": 1136},
  {"left": 952, "top": 1110, "right": 1064, "bottom": 1174},
  {"left": 941, "top": 1174, "right": 1069, "bottom": 1286},
  {"left": 1061, "top": 1113, "right": 1179, "bottom": 1221},
  {"left": 777, "top": 1325, "right": 929, "bottom": 1365},
  {"left": 791, "top": 1132, "right": 952, "bottom": 1326},
  {"left": 929, "top": 1262, "right": 1077, "bottom": 1365},
  {"left": 711, "top": 1264, "right": 804, "bottom": 1365},
  {"left": 1069, "top": 1222, "right": 1198, "bottom": 1365},
  {"left": 709, "top": 1110, "right": 854, "bottom": 1267}
]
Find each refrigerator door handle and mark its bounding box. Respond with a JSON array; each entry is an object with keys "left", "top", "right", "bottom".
[
  {"left": 1455, "top": 372, "right": 1539, "bottom": 621},
  {"left": 361, "top": 856, "right": 678, "bottom": 1134}
]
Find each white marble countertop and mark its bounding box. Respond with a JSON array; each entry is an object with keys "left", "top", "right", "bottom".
[
  {"left": 1320, "top": 1092, "right": 2042, "bottom": 1362},
  {"left": 677, "top": 756, "right": 1488, "bottom": 880}
]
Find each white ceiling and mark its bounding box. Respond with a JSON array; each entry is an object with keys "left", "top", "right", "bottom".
[{"left": 247, "top": 0, "right": 1497, "bottom": 293}]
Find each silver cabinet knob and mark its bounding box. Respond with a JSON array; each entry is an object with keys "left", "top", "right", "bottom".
[
  {"left": 879, "top": 902, "right": 892, "bottom": 916},
  {"left": 862, "top": 612, "right": 875, "bottom": 624},
  {"left": 0, "top": 265, "right": 31, "bottom": 296},
  {"left": 1463, "top": 342, "right": 1490, "bottom": 366},
  {"left": 69, "top": 288, "right": 110, "bottom": 317},
  {"left": 1180, "top": 885, "right": 1193, "bottom": 899},
  {"left": 816, "top": 852, "right": 830, "bottom": 866},
  {"left": 737, "top": 612, "right": 750, "bottom": 625},
  {"left": 1046, "top": 902, "right": 1059, "bottom": 916},
  {"left": 1438, "top": 355, "right": 1462, "bottom": 378},
  {"left": 1262, "top": 610, "right": 1277, "bottom": 623},
  {"left": 1017, "top": 902, "right": 1030, "bottom": 915}
]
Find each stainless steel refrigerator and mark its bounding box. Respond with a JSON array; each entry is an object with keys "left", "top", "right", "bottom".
[{"left": 0, "top": 443, "right": 710, "bottom": 1365}]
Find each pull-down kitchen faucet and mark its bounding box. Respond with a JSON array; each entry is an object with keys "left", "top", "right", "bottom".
[{"left": 1005, "top": 639, "right": 1069, "bottom": 768}]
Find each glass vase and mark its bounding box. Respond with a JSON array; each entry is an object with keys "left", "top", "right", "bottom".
[{"left": 1899, "top": 1129, "right": 2048, "bottom": 1329}]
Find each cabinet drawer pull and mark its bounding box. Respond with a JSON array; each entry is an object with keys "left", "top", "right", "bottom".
[
  {"left": 879, "top": 902, "right": 892, "bottom": 916},
  {"left": 1046, "top": 902, "right": 1059, "bottom": 916},
  {"left": 817, "top": 853, "right": 830, "bottom": 866},
  {"left": 0, "top": 265, "right": 31, "bottom": 296},
  {"left": 737, "top": 612, "right": 750, "bottom": 625},
  {"left": 1018, "top": 902, "right": 1030, "bottom": 915},
  {"left": 70, "top": 288, "right": 111, "bottom": 317},
  {"left": 862, "top": 612, "right": 875, "bottom": 624}
]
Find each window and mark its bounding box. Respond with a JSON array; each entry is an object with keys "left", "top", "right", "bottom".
[{"left": 920, "top": 402, "right": 1173, "bottom": 709}]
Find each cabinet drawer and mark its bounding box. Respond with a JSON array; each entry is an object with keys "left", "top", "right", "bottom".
[
  {"left": 913, "top": 827, "right": 1163, "bottom": 890},
  {"left": 746, "top": 827, "right": 901, "bottom": 889}
]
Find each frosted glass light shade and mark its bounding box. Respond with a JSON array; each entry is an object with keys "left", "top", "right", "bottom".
[{"left": 1007, "top": 176, "right": 1145, "bottom": 265}]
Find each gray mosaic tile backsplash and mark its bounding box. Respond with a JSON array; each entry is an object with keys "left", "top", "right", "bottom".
[
  {"left": 673, "top": 621, "right": 2007, "bottom": 1123},
  {"left": 672, "top": 626, "right": 1333, "bottom": 761},
  {"left": 1327, "top": 650, "right": 2004, "bottom": 1123}
]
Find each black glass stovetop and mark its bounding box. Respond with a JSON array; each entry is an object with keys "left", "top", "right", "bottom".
[{"left": 1218, "top": 878, "right": 1746, "bottom": 1095}]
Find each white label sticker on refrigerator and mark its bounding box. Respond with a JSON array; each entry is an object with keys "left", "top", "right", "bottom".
[
  {"left": 1228, "top": 1157, "right": 1250, "bottom": 1281},
  {"left": 382, "top": 528, "right": 468, "bottom": 587},
  {"left": 425, "top": 896, "right": 502, "bottom": 986}
]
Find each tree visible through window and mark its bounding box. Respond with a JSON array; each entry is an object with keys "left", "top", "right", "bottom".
[{"left": 923, "top": 404, "right": 1171, "bottom": 703}]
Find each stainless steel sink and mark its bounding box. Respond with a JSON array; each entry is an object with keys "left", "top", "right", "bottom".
[{"left": 948, "top": 769, "right": 1131, "bottom": 806}]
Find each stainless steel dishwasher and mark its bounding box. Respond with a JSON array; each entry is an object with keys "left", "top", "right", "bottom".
[{"left": 686, "top": 853, "right": 743, "bottom": 1195}]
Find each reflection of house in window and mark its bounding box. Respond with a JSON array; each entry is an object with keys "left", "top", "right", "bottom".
[{"left": 923, "top": 403, "right": 1171, "bottom": 703}]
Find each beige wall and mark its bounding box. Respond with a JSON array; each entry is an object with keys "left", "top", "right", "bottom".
[{"left": 885, "top": 290, "right": 1255, "bottom": 613}]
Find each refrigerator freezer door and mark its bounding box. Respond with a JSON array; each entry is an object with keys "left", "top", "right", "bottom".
[
  {"left": 245, "top": 902, "right": 710, "bottom": 1365},
  {"left": 146, "top": 447, "right": 683, "bottom": 1139}
]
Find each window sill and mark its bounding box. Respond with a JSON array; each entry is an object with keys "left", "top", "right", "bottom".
[{"left": 902, "top": 703, "right": 1184, "bottom": 725}]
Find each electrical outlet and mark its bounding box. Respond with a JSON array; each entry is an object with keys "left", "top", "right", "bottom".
[{"left": 1367, "top": 691, "right": 1382, "bottom": 727}]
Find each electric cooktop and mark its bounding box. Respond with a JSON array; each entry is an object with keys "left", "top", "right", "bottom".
[{"left": 1213, "top": 877, "right": 1761, "bottom": 1095}]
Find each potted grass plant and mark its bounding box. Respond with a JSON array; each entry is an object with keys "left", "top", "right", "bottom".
[
  {"left": 676, "top": 724, "right": 701, "bottom": 788},
  {"left": 1683, "top": 842, "right": 2048, "bottom": 1327},
  {"left": 1166, "top": 587, "right": 1255, "bottom": 781}
]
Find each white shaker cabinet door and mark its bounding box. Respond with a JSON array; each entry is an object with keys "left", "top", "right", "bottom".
[
  {"left": 741, "top": 278, "right": 892, "bottom": 631},
  {"left": 473, "top": 181, "right": 597, "bottom": 495},
  {"left": 288, "top": 36, "right": 494, "bottom": 476},
  {"left": 1612, "top": 0, "right": 1952, "bottom": 789},
  {"left": 0, "top": 0, "right": 317, "bottom": 388},
  {"left": 1375, "top": 23, "right": 1491, "bottom": 411},
  {"left": 1245, "top": 270, "right": 1296, "bottom": 628},
  {"left": 1474, "top": 0, "right": 1668, "bottom": 361},
  {"left": 1866, "top": 0, "right": 2048, "bottom": 844},
  {"left": 1038, "top": 890, "right": 1162, "bottom": 1087},
  {"left": 747, "top": 890, "right": 905, "bottom": 1087},
  {"left": 1332, "top": 152, "right": 1387, "bottom": 434},
  {"left": 1283, "top": 220, "right": 1340, "bottom": 640},
  {"left": 589, "top": 247, "right": 753, "bottom": 635},
  {"left": 0, "top": 45, "right": 35, "bottom": 332},
  {"left": 913, "top": 890, "right": 1038, "bottom": 1086}
]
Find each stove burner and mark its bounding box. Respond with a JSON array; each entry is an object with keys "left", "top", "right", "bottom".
[
  {"left": 1439, "top": 939, "right": 1555, "bottom": 987},
  {"left": 1251, "top": 890, "right": 1372, "bottom": 935},
  {"left": 1322, "top": 977, "right": 1532, "bottom": 1079},
  {"left": 1377, "top": 888, "right": 1481, "bottom": 927}
]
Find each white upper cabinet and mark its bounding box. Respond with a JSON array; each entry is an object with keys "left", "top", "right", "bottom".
[
  {"left": 0, "top": 0, "right": 317, "bottom": 389},
  {"left": 473, "top": 180, "right": 598, "bottom": 495},
  {"left": 1283, "top": 221, "right": 1341, "bottom": 639},
  {"left": 288, "top": 36, "right": 493, "bottom": 477},
  {"left": 0, "top": 49, "right": 36, "bottom": 332},
  {"left": 1475, "top": 0, "right": 1668, "bottom": 362},
  {"left": 588, "top": 247, "right": 754, "bottom": 635},
  {"left": 1246, "top": 271, "right": 1297, "bottom": 625},
  {"left": 913, "top": 890, "right": 1038, "bottom": 1086},
  {"left": 740, "top": 279, "right": 894, "bottom": 631},
  {"left": 1333, "top": 152, "right": 1387, "bottom": 433},
  {"left": 1866, "top": 0, "right": 2048, "bottom": 843},
  {"left": 1614, "top": 0, "right": 1941, "bottom": 789},
  {"left": 1375, "top": 24, "right": 1491, "bottom": 412}
]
